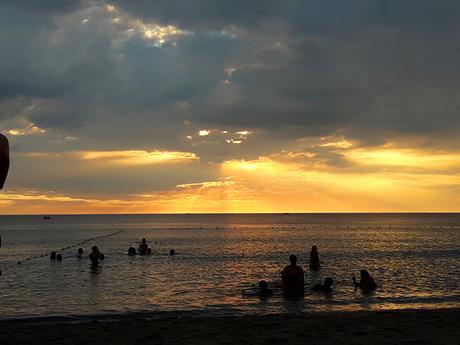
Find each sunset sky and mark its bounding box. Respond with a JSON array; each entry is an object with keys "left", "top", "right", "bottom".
[{"left": 1, "top": 0, "right": 460, "bottom": 214}]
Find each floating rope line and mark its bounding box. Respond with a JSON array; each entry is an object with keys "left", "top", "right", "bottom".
[{"left": 0, "top": 230, "right": 123, "bottom": 275}]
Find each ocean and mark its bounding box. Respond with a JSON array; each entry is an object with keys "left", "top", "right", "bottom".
[{"left": 0, "top": 213, "right": 459, "bottom": 320}]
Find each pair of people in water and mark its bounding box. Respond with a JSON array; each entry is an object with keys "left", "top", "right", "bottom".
[
  {"left": 128, "top": 238, "right": 152, "bottom": 255},
  {"left": 280, "top": 254, "right": 334, "bottom": 294},
  {"left": 279, "top": 245, "right": 320, "bottom": 295},
  {"left": 72, "top": 246, "right": 105, "bottom": 268},
  {"left": 50, "top": 251, "right": 63, "bottom": 261},
  {"left": 128, "top": 239, "right": 176, "bottom": 256}
]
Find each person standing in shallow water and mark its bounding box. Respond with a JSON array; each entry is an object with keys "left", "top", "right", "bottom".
[
  {"left": 309, "top": 245, "right": 320, "bottom": 271},
  {"left": 89, "top": 246, "right": 104, "bottom": 269},
  {"left": 281, "top": 255, "right": 305, "bottom": 295},
  {"left": 138, "top": 238, "right": 151, "bottom": 254}
]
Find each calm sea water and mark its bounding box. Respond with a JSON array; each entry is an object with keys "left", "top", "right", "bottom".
[{"left": 0, "top": 214, "right": 459, "bottom": 320}]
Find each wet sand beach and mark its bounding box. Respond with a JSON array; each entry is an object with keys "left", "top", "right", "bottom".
[{"left": 1, "top": 308, "right": 458, "bottom": 345}]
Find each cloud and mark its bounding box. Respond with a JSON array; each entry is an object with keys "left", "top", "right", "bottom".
[
  {"left": 1, "top": 0, "right": 460, "bottom": 212},
  {"left": 80, "top": 150, "right": 198, "bottom": 165}
]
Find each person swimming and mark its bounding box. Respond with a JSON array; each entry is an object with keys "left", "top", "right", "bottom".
[
  {"left": 313, "top": 277, "right": 334, "bottom": 293},
  {"left": 50, "top": 251, "right": 57, "bottom": 260},
  {"left": 242, "top": 280, "right": 273, "bottom": 298},
  {"left": 56, "top": 254, "right": 63, "bottom": 261},
  {"left": 76, "top": 248, "right": 84, "bottom": 258},
  {"left": 138, "top": 238, "right": 151, "bottom": 255},
  {"left": 257, "top": 280, "right": 273, "bottom": 297},
  {"left": 281, "top": 254, "right": 305, "bottom": 295},
  {"left": 89, "top": 245, "right": 104, "bottom": 269},
  {"left": 309, "top": 245, "right": 320, "bottom": 271},
  {"left": 353, "top": 270, "right": 377, "bottom": 292},
  {"left": 128, "top": 247, "right": 136, "bottom": 256},
  {"left": 169, "top": 249, "right": 176, "bottom": 256}
]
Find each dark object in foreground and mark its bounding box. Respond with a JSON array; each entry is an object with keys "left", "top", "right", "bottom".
[
  {"left": 0, "top": 309, "right": 458, "bottom": 345},
  {"left": 0, "top": 134, "right": 9, "bottom": 189}
]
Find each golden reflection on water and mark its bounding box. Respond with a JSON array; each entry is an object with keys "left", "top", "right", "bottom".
[{"left": 0, "top": 214, "right": 459, "bottom": 317}]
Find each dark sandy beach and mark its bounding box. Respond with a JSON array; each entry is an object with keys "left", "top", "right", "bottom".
[{"left": 1, "top": 308, "right": 458, "bottom": 345}]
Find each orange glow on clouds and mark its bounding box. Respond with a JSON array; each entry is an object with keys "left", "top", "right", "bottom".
[
  {"left": 2, "top": 145, "right": 460, "bottom": 214},
  {"left": 80, "top": 150, "right": 198, "bottom": 165}
]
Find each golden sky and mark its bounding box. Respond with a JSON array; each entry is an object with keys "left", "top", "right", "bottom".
[
  {"left": 1, "top": 2, "right": 460, "bottom": 214},
  {"left": 2, "top": 135, "right": 460, "bottom": 214}
]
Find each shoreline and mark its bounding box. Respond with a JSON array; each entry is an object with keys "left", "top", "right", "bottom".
[{"left": 1, "top": 308, "right": 459, "bottom": 345}]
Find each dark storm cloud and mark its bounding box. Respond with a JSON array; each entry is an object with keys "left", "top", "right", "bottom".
[
  {"left": 0, "top": 0, "right": 82, "bottom": 13},
  {"left": 1, "top": 0, "right": 460, "bottom": 161},
  {"left": 110, "top": 0, "right": 283, "bottom": 29}
]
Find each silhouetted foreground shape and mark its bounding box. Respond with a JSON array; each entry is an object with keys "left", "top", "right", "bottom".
[{"left": 0, "top": 134, "right": 9, "bottom": 189}]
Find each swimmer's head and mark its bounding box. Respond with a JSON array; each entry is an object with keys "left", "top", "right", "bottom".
[
  {"left": 56, "top": 254, "right": 63, "bottom": 261},
  {"left": 77, "top": 248, "right": 83, "bottom": 254},
  {"left": 259, "top": 280, "right": 269, "bottom": 291},
  {"left": 324, "top": 277, "right": 333, "bottom": 288},
  {"left": 169, "top": 249, "right": 175, "bottom": 256},
  {"left": 360, "top": 270, "right": 370, "bottom": 279},
  {"left": 50, "top": 251, "right": 57, "bottom": 260},
  {"left": 289, "top": 254, "right": 297, "bottom": 265},
  {"left": 142, "top": 238, "right": 146, "bottom": 244}
]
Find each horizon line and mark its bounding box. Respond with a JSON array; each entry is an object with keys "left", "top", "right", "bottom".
[{"left": 1, "top": 211, "right": 460, "bottom": 216}]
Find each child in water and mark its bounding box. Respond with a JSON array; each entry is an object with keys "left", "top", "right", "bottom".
[
  {"left": 242, "top": 280, "right": 273, "bottom": 298},
  {"left": 257, "top": 280, "right": 273, "bottom": 297},
  {"left": 313, "top": 277, "right": 334, "bottom": 293}
]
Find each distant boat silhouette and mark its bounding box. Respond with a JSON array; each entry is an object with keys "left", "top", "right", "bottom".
[{"left": 42, "top": 216, "right": 51, "bottom": 220}]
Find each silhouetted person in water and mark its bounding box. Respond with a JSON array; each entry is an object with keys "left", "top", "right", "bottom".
[
  {"left": 313, "top": 277, "right": 334, "bottom": 293},
  {"left": 128, "top": 247, "right": 136, "bottom": 256},
  {"left": 76, "top": 248, "right": 84, "bottom": 258},
  {"left": 309, "top": 245, "right": 320, "bottom": 271},
  {"left": 169, "top": 249, "right": 176, "bottom": 256},
  {"left": 138, "top": 238, "right": 151, "bottom": 255},
  {"left": 353, "top": 270, "right": 377, "bottom": 292},
  {"left": 258, "top": 280, "right": 273, "bottom": 297},
  {"left": 281, "top": 254, "right": 305, "bottom": 295},
  {"left": 89, "top": 245, "right": 104, "bottom": 268},
  {"left": 56, "top": 254, "right": 63, "bottom": 261},
  {"left": 0, "top": 134, "right": 9, "bottom": 189},
  {"left": 50, "top": 251, "right": 57, "bottom": 260}
]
